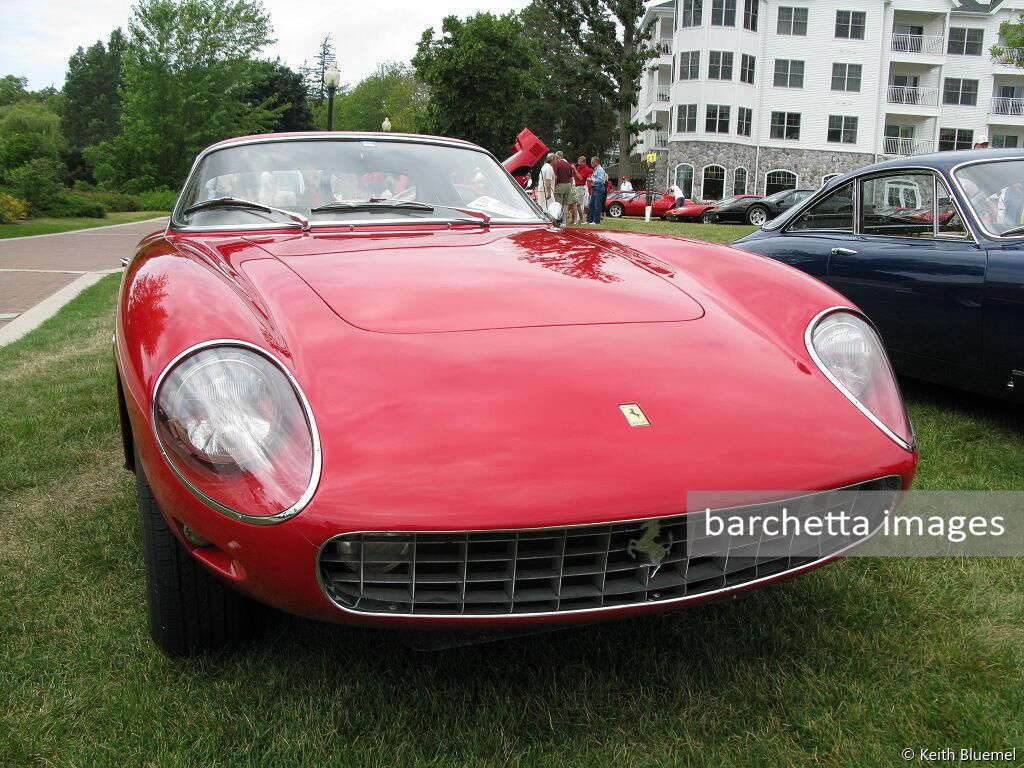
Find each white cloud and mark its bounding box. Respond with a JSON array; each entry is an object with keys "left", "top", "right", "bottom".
[{"left": 0, "top": 0, "right": 529, "bottom": 91}]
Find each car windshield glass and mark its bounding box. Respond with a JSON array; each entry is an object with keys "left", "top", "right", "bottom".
[
  {"left": 174, "top": 138, "right": 542, "bottom": 228},
  {"left": 716, "top": 196, "right": 739, "bottom": 206},
  {"left": 764, "top": 189, "right": 793, "bottom": 203},
  {"left": 953, "top": 159, "right": 1024, "bottom": 236}
]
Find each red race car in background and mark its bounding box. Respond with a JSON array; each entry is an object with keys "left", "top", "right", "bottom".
[
  {"left": 605, "top": 190, "right": 677, "bottom": 218},
  {"left": 667, "top": 195, "right": 761, "bottom": 224},
  {"left": 115, "top": 131, "right": 916, "bottom": 655}
]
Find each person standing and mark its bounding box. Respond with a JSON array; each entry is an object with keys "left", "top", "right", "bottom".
[
  {"left": 574, "top": 155, "right": 592, "bottom": 226},
  {"left": 619, "top": 176, "right": 633, "bottom": 191},
  {"left": 587, "top": 156, "right": 608, "bottom": 225},
  {"left": 667, "top": 182, "right": 685, "bottom": 207},
  {"left": 552, "top": 151, "right": 576, "bottom": 220},
  {"left": 537, "top": 153, "right": 556, "bottom": 213}
]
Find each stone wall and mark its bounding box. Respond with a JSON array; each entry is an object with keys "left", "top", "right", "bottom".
[{"left": 665, "top": 140, "right": 877, "bottom": 199}]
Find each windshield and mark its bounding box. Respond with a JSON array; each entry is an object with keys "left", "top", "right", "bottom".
[
  {"left": 953, "top": 159, "right": 1024, "bottom": 236},
  {"left": 174, "top": 138, "right": 543, "bottom": 228}
]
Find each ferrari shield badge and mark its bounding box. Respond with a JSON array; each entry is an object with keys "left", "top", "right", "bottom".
[{"left": 619, "top": 403, "right": 650, "bottom": 427}]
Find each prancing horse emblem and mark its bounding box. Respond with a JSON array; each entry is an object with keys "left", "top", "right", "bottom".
[{"left": 627, "top": 519, "right": 674, "bottom": 576}]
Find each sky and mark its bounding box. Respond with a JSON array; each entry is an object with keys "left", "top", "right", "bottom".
[{"left": 0, "top": 0, "right": 531, "bottom": 91}]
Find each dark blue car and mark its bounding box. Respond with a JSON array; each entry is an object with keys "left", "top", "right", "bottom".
[{"left": 734, "top": 149, "right": 1024, "bottom": 402}]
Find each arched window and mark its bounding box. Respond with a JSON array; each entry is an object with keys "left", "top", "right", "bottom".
[
  {"left": 733, "top": 167, "right": 748, "bottom": 195},
  {"left": 702, "top": 165, "right": 726, "bottom": 201},
  {"left": 674, "top": 163, "right": 694, "bottom": 198},
  {"left": 765, "top": 169, "right": 798, "bottom": 196},
  {"left": 821, "top": 173, "right": 841, "bottom": 187}
]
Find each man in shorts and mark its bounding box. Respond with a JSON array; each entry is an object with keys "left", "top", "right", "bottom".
[
  {"left": 574, "top": 155, "right": 592, "bottom": 226},
  {"left": 553, "top": 151, "right": 576, "bottom": 223}
]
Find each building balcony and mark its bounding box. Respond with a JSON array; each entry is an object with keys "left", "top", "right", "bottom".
[
  {"left": 883, "top": 137, "right": 934, "bottom": 157},
  {"left": 891, "top": 33, "right": 944, "bottom": 56},
  {"left": 656, "top": 39, "right": 672, "bottom": 56},
  {"left": 645, "top": 130, "right": 669, "bottom": 149},
  {"left": 887, "top": 85, "right": 939, "bottom": 108},
  {"left": 991, "top": 96, "right": 1024, "bottom": 116}
]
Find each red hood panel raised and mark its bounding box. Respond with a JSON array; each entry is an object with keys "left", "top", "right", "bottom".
[{"left": 245, "top": 227, "right": 704, "bottom": 333}]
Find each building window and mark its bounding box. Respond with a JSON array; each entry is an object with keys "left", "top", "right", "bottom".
[
  {"left": 993, "top": 134, "right": 1019, "bottom": 148},
  {"left": 737, "top": 106, "right": 753, "bottom": 136},
  {"left": 777, "top": 6, "right": 808, "bottom": 35},
  {"left": 703, "top": 165, "right": 726, "bottom": 200},
  {"left": 706, "top": 104, "right": 731, "bottom": 133},
  {"left": 773, "top": 59, "right": 804, "bottom": 88},
  {"left": 948, "top": 27, "right": 983, "bottom": 55},
  {"left": 938, "top": 128, "right": 974, "bottom": 151},
  {"left": 821, "top": 173, "right": 841, "bottom": 187},
  {"left": 679, "top": 51, "right": 700, "bottom": 79},
  {"left": 835, "top": 10, "right": 866, "bottom": 39},
  {"left": 711, "top": 0, "right": 736, "bottom": 26},
  {"left": 681, "top": 0, "right": 703, "bottom": 27},
  {"left": 770, "top": 111, "right": 801, "bottom": 140},
  {"left": 734, "top": 167, "right": 748, "bottom": 195},
  {"left": 674, "top": 164, "right": 694, "bottom": 198},
  {"left": 765, "top": 170, "right": 798, "bottom": 195},
  {"left": 943, "top": 78, "right": 978, "bottom": 106},
  {"left": 743, "top": 0, "right": 759, "bottom": 31},
  {"left": 676, "top": 103, "right": 698, "bottom": 132},
  {"left": 831, "top": 63, "right": 862, "bottom": 92},
  {"left": 708, "top": 51, "right": 734, "bottom": 80},
  {"left": 740, "top": 54, "right": 756, "bottom": 84},
  {"left": 827, "top": 115, "right": 858, "bottom": 144}
]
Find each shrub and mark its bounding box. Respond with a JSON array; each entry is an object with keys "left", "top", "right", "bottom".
[
  {"left": 76, "top": 189, "right": 140, "bottom": 212},
  {"left": 0, "top": 192, "right": 29, "bottom": 224},
  {"left": 4, "top": 157, "right": 65, "bottom": 214},
  {"left": 131, "top": 187, "right": 177, "bottom": 211},
  {"left": 41, "top": 194, "right": 107, "bottom": 219}
]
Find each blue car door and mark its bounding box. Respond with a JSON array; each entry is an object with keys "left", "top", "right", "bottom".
[{"left": 826, "top": 171, "right": 985, "bottom": 368}]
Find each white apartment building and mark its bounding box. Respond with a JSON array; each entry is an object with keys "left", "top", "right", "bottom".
[{"left": 632, "top": 0, "right": 1024, "bottom": 200}]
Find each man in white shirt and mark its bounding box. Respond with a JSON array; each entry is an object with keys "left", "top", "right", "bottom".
[
  {"left": 537, "top": 153, "right": 556, "bottom": 212},
  {"left": 619, "top": 176, "right": 633, "bottom": 192},
  {"left": 667, "top": 184, "right": 685, "bottom": 207}
]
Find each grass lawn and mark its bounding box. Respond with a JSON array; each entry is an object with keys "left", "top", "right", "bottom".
[
  {"left": 594, "top": 216, "right": 757, "bottom": 244},
  {"left": 1, "top": 225, "right": 1023, "bottom": 765},
  {"left": 0, "top": 210, "right": 168, "bottom": 239}
]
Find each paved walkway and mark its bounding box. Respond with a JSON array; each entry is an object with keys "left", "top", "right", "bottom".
[{"left": 0, "top": 217, "right": 167, "bottom": 345}]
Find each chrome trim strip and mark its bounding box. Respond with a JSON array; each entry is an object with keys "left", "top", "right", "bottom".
[
  {"left": 149, "top": 338, "right": 322, "bottom": 525},
  {"left": 805, "top": 307, "right": 916, "bottom": 452},
  {"left": 949, "top": 155, "right": 1024, "bottom": 241},
  {"left": 169, "top": 133, "right": 546, "bottom": 231},
  {"left": 314, "top": 475, "right": 902, "bottom": 620}
]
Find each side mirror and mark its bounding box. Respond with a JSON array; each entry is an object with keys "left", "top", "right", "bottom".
[{"left": 546, "top": 201, "right": 564, "bottom": 225}]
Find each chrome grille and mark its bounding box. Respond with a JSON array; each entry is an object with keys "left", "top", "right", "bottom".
[{"left": 318, "top": 477, "right": 900, "bottom": 617}]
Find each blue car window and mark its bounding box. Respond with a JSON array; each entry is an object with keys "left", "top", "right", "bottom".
[{"left": 787, "top": 181, "right": 854, "bottom": 232}]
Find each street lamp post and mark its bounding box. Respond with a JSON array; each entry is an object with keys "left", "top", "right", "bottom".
[{"left": 324, "top": 64, "right": 341, "bottom": 130}]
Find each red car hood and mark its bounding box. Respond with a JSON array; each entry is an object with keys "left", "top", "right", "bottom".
[{"left": 241, "top": 226, "right": 704, "bottom": 333}]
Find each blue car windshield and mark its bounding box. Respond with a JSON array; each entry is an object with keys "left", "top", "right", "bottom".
[{"left": 953, "top": 159, "right": 1024, "bottom": 236}]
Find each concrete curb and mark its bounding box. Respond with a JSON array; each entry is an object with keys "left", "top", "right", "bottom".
[
  {"left": 0, "top": 272, "right": 114, "bottom": 348},
  {"left": 0, "top": 216, "right": 167, "bottom": 244}
]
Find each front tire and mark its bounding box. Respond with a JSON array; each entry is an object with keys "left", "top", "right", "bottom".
[
  {"left": 747, "top": 205, "right": 768, "bottom": 226},
  {"left": 137, "top": 449, "right": 258, "bottom": 656},
  {"left": 608, "top": 202, "right": 624, "bottom": 218}
]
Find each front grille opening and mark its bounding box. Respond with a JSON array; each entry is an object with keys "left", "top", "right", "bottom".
[{"left": 318, "top": 477, "right": 900, "bottom": 617}]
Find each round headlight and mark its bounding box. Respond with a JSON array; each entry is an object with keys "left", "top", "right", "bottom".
[
  {"left": 153, "top": 344, "right": 320, "bottom": 521},
  {"left": 808, "top": 311, "right": 914, "bottom": 450}
]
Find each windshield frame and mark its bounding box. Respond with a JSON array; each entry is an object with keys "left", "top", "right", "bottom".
[
  {"left": 950, "top": 155, "right": 1024, "bottom": 241},
  {"left": 169, "top": 133, "right": 547, "bottom": 232}
]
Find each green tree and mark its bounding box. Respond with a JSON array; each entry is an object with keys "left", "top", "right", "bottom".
[
  {"left": 520, "top": 2, "right": 616, "bottom": 159},
  {"left": 331, "top": 62, "right": 427, "bottom": 133},
  {"left": 541, "top": 0, "right": 656, "bottom": 160},
  {"left": 413, "top": 12, "right": 540, "bottom": 156},
  {"left": 0, "top": 75, "right": 28, "bottom": 107},
  {"left": 245, "top": 59, "right": 313, "bottom": 132},
  {"left": 993, "top": 13, "right": 1024, "bottom": 66},
  {"left": 96, "top": 0, "right": 281, "bottom": 189},
  {"left": 62, "top": 29, "right": 127, "bottom": 180},
  {"left": 0, "top": 100, "right": 64, "bottom": 174}
]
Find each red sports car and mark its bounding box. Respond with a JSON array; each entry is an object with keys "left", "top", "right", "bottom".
[
  {"left": 115, "top": 132, "right": 916, "bottom": 655},
  {"left": 605, "top": 190, "right": 677, "bottom": 218},
  {"left": 666, "top": 195, "right": 760, "bottom": 223}
]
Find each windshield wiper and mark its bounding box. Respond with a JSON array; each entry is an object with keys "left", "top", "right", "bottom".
[
  {"left": 182, "top": 197, "right": 309, "bottom": 230},
  {"left": 311, "top": 199, "right": 491, "bottom": 225},
  {"left": 1000, "top": 224, "right": 1024, "bottom": 237}
]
